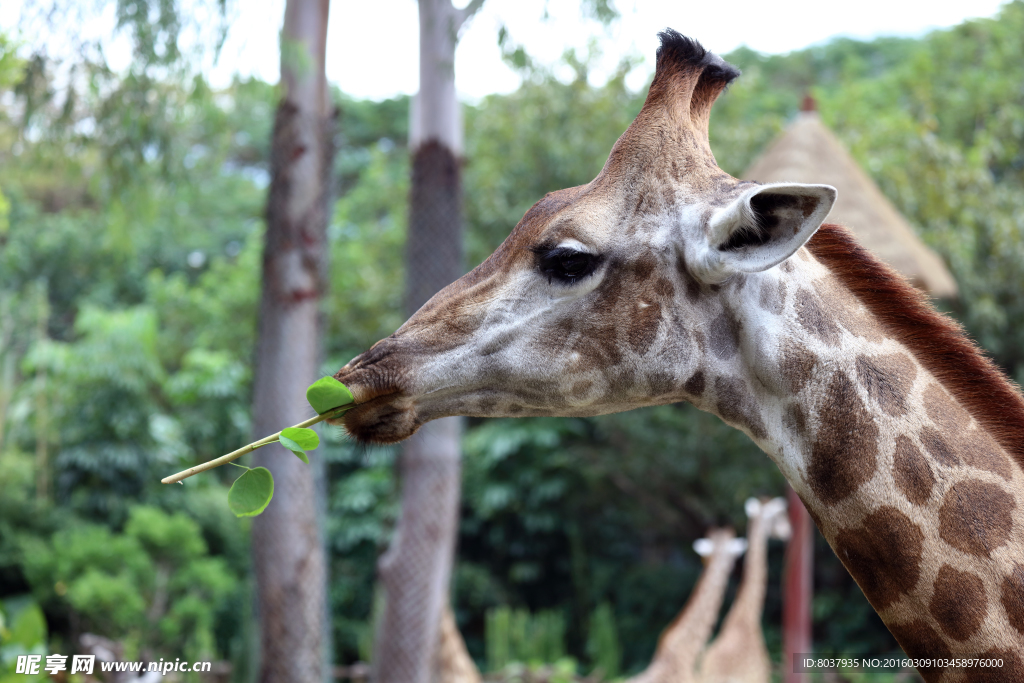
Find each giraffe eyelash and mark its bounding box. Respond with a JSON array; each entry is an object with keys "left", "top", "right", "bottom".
[{"left": 531, "top": 245, "right": 603, "bottom": 285}]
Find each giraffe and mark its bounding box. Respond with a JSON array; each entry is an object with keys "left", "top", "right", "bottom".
[
  {"left": 434, "top": 604, "right": 482, "bottom": 683},
  {"left": 698, "top": 497, "right": 791, "bottom": 683},
  {"left": 629, "top": 528, "right": 748, "bottom": 683},
  {"left": 333, "top": 30, "right": 1024, "bottom": 681}
]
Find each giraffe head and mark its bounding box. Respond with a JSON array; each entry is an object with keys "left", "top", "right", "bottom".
[
  {"left": 335, "top": 30, "right": 836, "bottom": 443},
  {"left": 745, "top": 496, "right": 791, "bottom": 540},
  {"left": 694, "top": 530, "right": 748, "bottom": 564}
]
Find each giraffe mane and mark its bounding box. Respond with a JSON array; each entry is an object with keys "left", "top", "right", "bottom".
[{"left": 807, "top": 222, "right": 1024, "bottom": 465}]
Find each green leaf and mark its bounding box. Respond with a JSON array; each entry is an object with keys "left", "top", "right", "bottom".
[
  {"left": 278, "top": 434, "right": 310, "bottom": 464},
  {"left": 281, "top": 427, "right": 319, "bottom": 450},
  {"left": 8, "top": 601, "right": 47, "bottom": 648},
  {"left": 306, "top": 376, "right": 354, "bottom": 414},
  {"left": 228, "top": 467, "right": 274, "bottom": 517}
]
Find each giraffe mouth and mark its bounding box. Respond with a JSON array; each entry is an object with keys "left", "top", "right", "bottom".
[
  {"left": 330, "top": 347, "right": 422, "bottom": 444},
  {"left": 331, "top": 390, "right": 421, "bottom": 444}
]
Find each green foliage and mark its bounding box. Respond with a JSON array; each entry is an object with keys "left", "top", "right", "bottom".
[
  {"left": 125, "top": 505, "right": 207, "bottom": 564},
  {"left": 324, "top": 136, "right": 409, "bottom": 365},
  {"left": 0, "top": 13, "right": 262, "bottom": 676},
  {"left": 227, "top": 467, "right": 274, "bottom": 518},
  {"left": 585, "top": 602, "right": 620, "bottom": 678},
  {"left": 455, "top": 410, "right": 786, "bottom": 670},
  {"left": 306, "top": 376, "right": 354, "bottom": 415},
  {"left": 18, "top": 505, "right": 235, "bottom": 663},
  {"left": 485, "top": 606, "right": 566, "bottom": 671},
  {"left": 279, "top": 428, "right": 317, "bottom": 463},
  {"left": 2, "top": 598, "right": 47, "bottom": 651},
  {"left": 463, "top": 56, "right": 643, "bottom": 264},
  {"left": 0, "top": 597, "right": 48, "bottom": 683}
]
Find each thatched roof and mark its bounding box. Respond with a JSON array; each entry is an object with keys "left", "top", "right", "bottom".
[{"left": 742, "top": 109, "right": 958, "bottom": 298}]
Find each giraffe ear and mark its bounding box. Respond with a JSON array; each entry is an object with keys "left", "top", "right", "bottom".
[
  {"left": 744, "top": 497, "right": 762, "bottom": 517},
  {"left": 694, "top": 183, "right": 837, "bottom": 283}
]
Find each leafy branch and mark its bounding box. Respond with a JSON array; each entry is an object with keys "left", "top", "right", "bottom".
[{"left": 161, "top": 376, "right": 354, "bottom": 516}]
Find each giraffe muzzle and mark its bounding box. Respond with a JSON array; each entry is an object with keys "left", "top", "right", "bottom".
[{"left": 330, "top": 338, "right": 427, "bottom": 443}]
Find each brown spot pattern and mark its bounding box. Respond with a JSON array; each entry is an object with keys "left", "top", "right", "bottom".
[
  {"left": 820, "top": 277, "right": 885, "bottom": 343},
  {"left": 571, "top": 381, "right": 593, "bottom": 399},
  {"left": 1001, "top": 563, "right": 1024, "bottom": 635},
  {"left": 627, "top": 301, "right": 661, "bottom": 355},
  {"left": 783, "top": 403, "right": 807, "bottom": 439},
  {"left": 654, "top": 276, "right": 674, "bottom": 298},
  {"left": 612, "top": 367, "right": 637, "bottom": 395},
  {"left": 709, "top": 311, "right": 741, "bottom": 360},
  {"left": 683, "top": 370, "right": 706, "bottom": 397},
  {"left": 685, "top": 277, "right": 701, "bottom": 303},
  {"left": 961, "top": 429, "right": 1013, "bottom": 480},
  {"left": 758, "top": 278, "right": 786, "bottom": 315},
  {"left": 855, "top": 353, "right": 915, "bottom": 416},
  {"left": 920, "top": 384, "right": 1014, "bottom": 477},
  {"left": 835, "top": 305, "right": 884, "bottom": 342},
  {"left": 938, "top": 480, "right": 1015, "bottom": 557},
  {"left": 929, "top": 565, "right": 986, "bottom": 641},
  {"left": 887, "top": 620, "right": 950, "bottom": 681},
  {"left": 715, "top": 377, "right": 767, "bottom": 440},
  {"left": 780, "top": 340, "right": 817, "bottom": 393},
  {"left": 921, "top": 427, "right": 959, "bottom": 467},
  {"left": 833, "top": 506, "right": 924, "bottom": 610},
  {"left": 633, "top": 253, "right": 657, "bottom": 282},
  {"left": 807, "top": 372, "right": 878, "bottom": 505},
  {"left": 648, "top": 372, "right": 674, "bottom": 397},
  {"left": 594, "top": 270, "right": 623, "bottom": 310},
  {"left": 795, "top": 288, "right": 841, "bottom": 345},
  {"left": 892, "top": 436, "right": 934, "bottom": 506},
  {"left": 973, "top": 650, "right": 1024, "bottom": 683},
  {"left": 924, "top": 384, "right": 970, "bottom": 430},
  {"left": 573, "top": 322, "right": 622, "bottom": 368},
  {"left": 539, "top": 317, "right": 575, "bottom": 352}
]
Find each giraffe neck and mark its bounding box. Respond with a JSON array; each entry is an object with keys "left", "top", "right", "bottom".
[
  {"left": 696, "top": 513, "right": 773, "bottom": 683},
  {"left": 717, "top": 243, "right": 1024, "bottom": 677},
  {"left": 721, "top": 513, "right": 770, "bottom": 632},
  {"left": 632, "top": 534, "right": 740, "bottom": 683}
]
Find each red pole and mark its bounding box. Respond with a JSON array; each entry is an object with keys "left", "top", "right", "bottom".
[{"left": 783, "top": 486, "right": 814, "bottom": 683}]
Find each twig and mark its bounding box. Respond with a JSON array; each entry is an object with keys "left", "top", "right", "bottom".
[{"left": 161, "top": 406, "right": 351, "bottom": 484}]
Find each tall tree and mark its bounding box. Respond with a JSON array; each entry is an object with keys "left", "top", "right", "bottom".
[
  {"left": 251, "top": 0, "right": 334, "bottom": 681},
  {"left": 371, "top": 1, "right": 483, "bottom": 681}
]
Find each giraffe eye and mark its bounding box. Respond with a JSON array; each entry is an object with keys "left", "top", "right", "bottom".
[{"left": 533, "top": 246, "right": 601, "bottom": 284}]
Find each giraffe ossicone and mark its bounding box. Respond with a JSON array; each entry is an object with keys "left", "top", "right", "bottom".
[{"left": 335, "top": 29, "right": 1024, "bottom": 678}]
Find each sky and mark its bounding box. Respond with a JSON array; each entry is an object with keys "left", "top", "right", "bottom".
[{"left": 1, "top": 0, "right": 1010, "bottom": 101}]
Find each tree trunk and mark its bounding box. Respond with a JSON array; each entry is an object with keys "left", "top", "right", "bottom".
[
  {"left": 251, "top": 1, "right": 334, "bottom": 682},
  {"left": 371, "top": 2, "right": 482, "bottom": 682}
]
